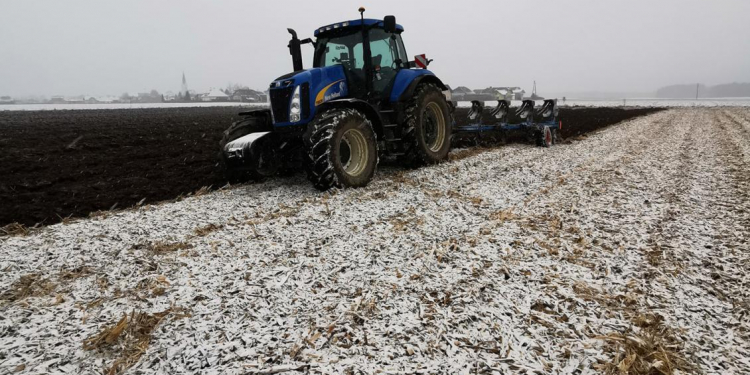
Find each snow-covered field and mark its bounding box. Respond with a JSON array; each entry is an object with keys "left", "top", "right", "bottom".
[
  {"left": 563, "top": 98, "right": 750, "bottom": 107},
  {"left": 1, "top": 108, "right": 749, "bottom": 374}
]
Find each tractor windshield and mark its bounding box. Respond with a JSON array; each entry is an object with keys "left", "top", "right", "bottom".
[
  {"left": 314, "top": 32, "right": 364, "bottom": 69},
  {"left": 314, "top": 29, "right": 407, "bottom": 70}
]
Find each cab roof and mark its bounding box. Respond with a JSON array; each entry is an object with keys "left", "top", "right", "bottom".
[{"left": 314, "top": 18, "right": 404, "bottom": 37}]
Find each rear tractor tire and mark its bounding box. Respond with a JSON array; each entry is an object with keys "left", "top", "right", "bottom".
[
  {"left": 305, "top": 108, "right": 378, "bottom": 190},
  {"left": 402, "top": 83, "right": 452, "bottom": 165},
  {"left": 218, "top": 115, "right": 278, "bottom": 183}
]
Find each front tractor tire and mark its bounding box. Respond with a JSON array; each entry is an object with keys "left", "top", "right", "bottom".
[
  {"left": 305, "top": 108, "right": 378, "bottom": 191},
  {"left": 402, "top": 83, "right": 452, "bottom": 165}
]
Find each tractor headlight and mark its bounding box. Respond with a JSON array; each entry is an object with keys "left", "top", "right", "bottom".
[{"left": 289, "top": 85, "right": 301, "bottom": 122}]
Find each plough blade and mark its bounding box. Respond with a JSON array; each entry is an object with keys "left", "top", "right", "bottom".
[
  {"left": 490, "top": 100, "right": 510, "bottom": 121},
  {"left": 516, "top": 100, "right": 534, "bottom": 120},
  {"left": 536, "top": 99, "right": 558, "bottom": 122},
  {"left": 468, "top": 100, "right": 484, "bottom": 121}
]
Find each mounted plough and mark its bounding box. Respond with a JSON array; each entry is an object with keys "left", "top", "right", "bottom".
[{"left": 455, "top": 99, "right": 561, "bottom": 147}]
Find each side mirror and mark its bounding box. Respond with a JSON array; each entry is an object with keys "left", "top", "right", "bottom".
[{"left": 383, "top": 16, "right": 397, "bottom": 33}]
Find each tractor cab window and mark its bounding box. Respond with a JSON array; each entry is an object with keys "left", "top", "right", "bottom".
[
  {"left": 315, "top": 32, "right": 363, "bottom": 70},
  {"left": 368, "top": 29, "right": 404, "bottom": 99},
  {"left": 394, "top": 34, "right": 408, "bottom": 67},
  {"left": 322, "top": 43, "right": 351, "bottom": 66},
  {"left": 369, "top": 29, "right": 405, "bottom": 69}
]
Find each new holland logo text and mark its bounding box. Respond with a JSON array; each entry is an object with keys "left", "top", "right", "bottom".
[
  {"left": 315, "top": 80, "right": 347, "bottom": 106},
  {"left": 324, "top": 88, "right": 343, "bottom": 102}
]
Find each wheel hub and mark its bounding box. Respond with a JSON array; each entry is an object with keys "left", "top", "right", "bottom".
[
  {"left": 422, "top": 102, "right": 445, "bottom": 152},
  {"left": 339, "top": 127, "right": 368, "bottom": 177}
]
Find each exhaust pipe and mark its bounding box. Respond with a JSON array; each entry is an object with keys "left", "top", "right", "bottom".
[{"left": 287, "top": 29, "right": 303, "bottom": 72}]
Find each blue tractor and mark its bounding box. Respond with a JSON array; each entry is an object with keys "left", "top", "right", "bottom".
[{"left": 220, "top": 9, "right": 454, "bottom": 190}]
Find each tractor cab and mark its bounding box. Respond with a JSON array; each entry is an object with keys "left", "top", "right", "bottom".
[
  {"left": 274, "top": 11, "right": 444, "bottom": 129},
  {"left": 312, "top": 18, "right": 407, "bottom": 102}
]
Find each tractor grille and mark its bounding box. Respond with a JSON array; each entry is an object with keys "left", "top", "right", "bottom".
[{"left": 270, "top": 87, "right": 294, "bottom": 123}]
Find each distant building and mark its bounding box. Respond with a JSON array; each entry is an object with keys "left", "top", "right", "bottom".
[
  {"left": 0, "top": 96, "right": 14, "bottom": 104},
  {"left": 97, "top": 96, "right": 118, "bottom": 103},
  {"left": 451, "top": 87, "right": 496, "bottom": 102},
  {"left": 50, "top": 96, "right": 66, "bottom": 104},
  {"left": 84, "top": 96, "right": 99, "bottom": 104},
  {"left": 163, "top": 91, "right": 176, "bottom": 102},
  {"left": 231, "top": 88, "right": 265, "bottom": 102},
  {"left": 450, "top": 87, "right": 473, "bottom": 101},
  {"left": 203, "top": 88, "right": 230, "bottom": 102}
]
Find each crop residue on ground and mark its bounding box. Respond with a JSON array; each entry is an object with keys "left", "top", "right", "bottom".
[{"left": 1, "top": 108, "right": 748, "bottom": 374}]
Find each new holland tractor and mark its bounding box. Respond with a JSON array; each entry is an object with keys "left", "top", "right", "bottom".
[{"left": 219, "top": 9, "right": 454, "bottom": 190}]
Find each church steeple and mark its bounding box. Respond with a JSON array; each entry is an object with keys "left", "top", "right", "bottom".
[{"left": 180, "top": 72, "right": 189, "bottom": 96}]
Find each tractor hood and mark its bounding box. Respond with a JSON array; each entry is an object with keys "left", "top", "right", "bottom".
[{"left": 269, "top": 65, "right": 349, "bottom": 126}]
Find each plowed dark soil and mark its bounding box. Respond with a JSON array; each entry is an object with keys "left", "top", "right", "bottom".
[{"left": 0, "top": 106, "right": 663, "bottom": 227}]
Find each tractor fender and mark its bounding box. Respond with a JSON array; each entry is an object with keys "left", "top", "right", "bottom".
[
  {"left": 391, "top": 70, "right": 449, "bottom": 103},
  {"left": 315, "top": 98, "right": 384, "bottom": 137}
]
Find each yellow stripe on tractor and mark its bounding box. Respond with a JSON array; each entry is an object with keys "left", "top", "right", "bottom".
[{"left": 315, "top": 80, "right": 345, "bottom": 106}]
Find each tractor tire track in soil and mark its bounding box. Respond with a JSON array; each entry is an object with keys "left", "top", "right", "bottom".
[
  {"left": 0, "top": 106, "right": 662, "bottom": 228},
  {"left": 2, "top": 108, "right": 748, "bottom": 374}
]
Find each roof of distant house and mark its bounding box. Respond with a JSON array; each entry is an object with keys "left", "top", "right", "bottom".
[
  {"left": 207, "top": 88, "right": 229, "bottom": 98},
  {"left": 232, "top": 88, "right": 263, "bottom": 96}
]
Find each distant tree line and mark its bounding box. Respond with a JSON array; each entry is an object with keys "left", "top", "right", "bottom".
[{"left": 656, "top": 82, "right": 750, "bottom": 98}]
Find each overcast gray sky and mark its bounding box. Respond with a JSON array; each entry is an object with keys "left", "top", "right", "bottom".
[{"left": 1, "top": 0, "right": 749, "bottom": 97}]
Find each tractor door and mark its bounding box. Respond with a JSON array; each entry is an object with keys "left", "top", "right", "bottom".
[
  {"left": 367, "top": 29, "right": 408, "bottom": 104},
  {"left": 315, "top": 32, "right": 368, "bottom": 100}
]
